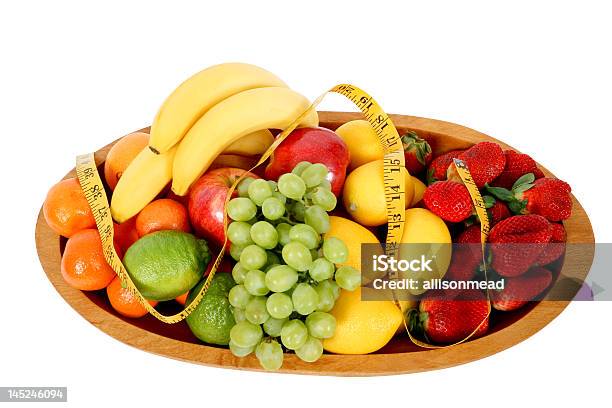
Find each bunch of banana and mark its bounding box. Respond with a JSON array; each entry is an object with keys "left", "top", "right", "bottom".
[{"left": 111, "top": 63, "right": 319, "bottom": 223}]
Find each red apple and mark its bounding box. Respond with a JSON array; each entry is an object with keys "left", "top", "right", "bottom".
[
  {"left": 188, "top": 167, "right": 259, "bottom": 246},
  {"left": 264, "top": 127, "right": 350, "bottom": 196}
]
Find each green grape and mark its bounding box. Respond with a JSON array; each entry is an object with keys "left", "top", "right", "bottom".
[
  {"left": 335, "top": 265, "right": 361, "bottom": 291},
  {"left": 248, "top": 179, "right": 273, "bottom": 206},
  {"left": 291, "top": 201, "right": 306, "bottom": 222},
  {"left": 255, "top": 340, "right": 283, "bottom": 371},
  {"left": 278, "top": 173, "right": 306, "bottom": 200},
  {"left": 229, "top": 340, "right": 254, "bottom": 357},
  {"left": 264, "top": 263, "right": 280, "bottom": 272},
  {"left": 291, "top": 283, "right": 319, "bottom": 315},
  {"left": 282, "top": 241, "right": 313, "bottom": 271},
  {"left": 276, "top": 223, "right": 292, "bottom": 246},
  {"left": 280, "top": 319, "right": 308, "bottom": 350},
  {"left": 295, "top": 336, "right": 323, "bottom": 363},
  {"left": 317, "top": 279, "right": 339, "bottom": 299},
  {"left": 305, "top": 205, "right": 330, "bottom": 234},
  {"left": 232, "top": 307, "right": 246, "bottom": 323},
  {"left": 309, "top": 258, "right": 335, "bottom": 282},
  {"left": 267, "top": 180, "right": 278, "bottom": 191},
  {"left": 322, "top": 237, "right": 348, "bottom": 263},
  {"left": 272, "top": 191, "right": 287, "bottom": 204},
  {"left": 237, "top": 177, "right": 256, "bottom": 198},
  {"left": 310, "top": 249, "right": 319, "bottom": 260},
  {"left": 263, "top": 317, "right": 288, "bottom": 337},
  {"left": 262, "top": 197, "right": 285, "bottom": 221},
  {"left": 231, "top": 262, "right": 248, "bottom": 284},
  {"left": 239, "top": 245, "right": 267, "bottom": 270},
  {"left": 329, "top": 280, "right": 341, "bottom": 299},
  {"left": 250, "top": 221, "right": 278, "bottom": 249},
  {"left": 266, "top": 292, "right": 293, "bottom": 319},
  {"left": 229, "top": 244, "right": 246, "bottom": 261},
  {"left": 291, "top": 161, "right": 312, "bottom": 176},
  {"left": 318, "top": 179, "right": 332, "bottom": 191},
  {"left": 265, "top": 251, "right": 281, "bottom": 268},
  {"left": 227, "top": 197, "right": 257, "bottom": 221},
  {"left": 230, "top": 321, "right": 263, "bottom": 348},
  {"left": 228, "top": 284, "right": 252, "bottom": 309},
  {"left": 305, "top": 311, "right": 336, "bottom": 339},
  {"left": 289, "top": 224, "right": 319, "bottom": 249},
  {"left": 236, "top": 177, "right": 255, "bottom": 197},
  {"left": 300, "top": 163, "right": 328, "bottom": 188},
  {"left": 310, "top": 187, "right": 337, "bottom": 212},
  {"left": 314, "top": 283, "right": 335, "bottom": 312},
  {"left": 265, "top": 265, "right": 298, "bottom": 292},
  {"left": 244, "top": 270, "right": 269, "bottom": 296},
  {"left": 227, "top": 221, "right": 253, "bottom": 246},
  {"left": 245, "top": 296, "right": 270, "bottom": 324}
]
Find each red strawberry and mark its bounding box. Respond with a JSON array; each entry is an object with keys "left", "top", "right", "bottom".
[
  {"left": 486, "top": 176, "right": 572, "bottom": 222},
  {"left": 489, "top": 214, "right": 552, "bottom": 277},
  {"left": 488, "top": 199, "right": 511, "bottom": 226},
  {"left": 412, "top": 289, "right": 490, "bottom": 344},
  {"left": 445, "top": 225, "right": 482, "bottom": 282},
  {"left": 401, "top": 131, "right": 432, "bottom": 175},
  {"left": 492, "top": 150, "right": 545, "bottom": 189},
  {"left": 535, "top": 223, "right": 566, "bottom": 266},
  {"left": 520, "top": 178, "right": 572, "bottom": 221},
  {"left": 423, "top": 181, "right": 473, "bottom": 222},
  {"left": 426, "top": 149, "right": 465, "bottom": 185},
  {"left": 491, "top": 266, "right": 553, "bottom": 311},
  {"left": 447, "top": 142, "right": 506, "bottom": 188}
]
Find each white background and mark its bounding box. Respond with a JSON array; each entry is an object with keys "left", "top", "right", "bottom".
[{"left": 1, "top": 0, "right": 610, "bottom": 406}]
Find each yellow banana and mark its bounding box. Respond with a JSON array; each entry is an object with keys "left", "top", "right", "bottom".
[
  {"left": 172, "top": 87, "right": 319, "bottom": 196},
  {"left": 210, "top": 154, "right": 259, "bottom": 171},
  {"left": 223, "top": 129, "right": 274, "bottom": 156},
  {"left": 110, "top": 146, "right": 176, "bottom": 223},
  {"left": 149, "top": 63, "right": 287, "bottom": 154}
]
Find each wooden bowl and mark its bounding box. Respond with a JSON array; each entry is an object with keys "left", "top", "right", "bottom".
[{"left": 35, "top": 112, "right": 594, "bottom": 376}]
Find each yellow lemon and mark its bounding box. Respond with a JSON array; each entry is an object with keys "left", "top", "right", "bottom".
[
  {"left": 343, "top": 160, "right": 414, "bottom": 227},
  {"left": 325, "top": 216, "right": 380, "bottom": 270},
  {"left": 400, "top": 208, "right": 452, "bottom": 295},
  {"left": 323, "top": 216, "right": 409, "bottom": 352},
  {"left": 410, "top": 176, "right": 427, "bottom": 207},
  {"left": 335, "top": 120, "right": 384, "bottom": 170},
  {"left": 323, "top": 287, "right": 403, "bottom": 354}
]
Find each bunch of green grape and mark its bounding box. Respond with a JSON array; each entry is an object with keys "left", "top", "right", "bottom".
[{"left": 225, "top": 162, "right": 361, "bottom": 370}]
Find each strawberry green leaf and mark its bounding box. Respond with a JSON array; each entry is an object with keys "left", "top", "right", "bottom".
[
  {"left": 415, "top": 148, "right": 425, "bottom": 165},
  {"left": 512, "top": 173, "right": 535, "bottom": 190},
  {"left": 426, "top": 168, "right": 436, "bottom": 185},
  {"left": 484, "top": 184, "right": 514, "bottom": 202},
  {"left": 513, "top": 182, "right": 534, "bottom": 196},
  {"left": 482, "top": 195, "right": 496, "bottom": 208},
  {"left": 508, "top": 199, "right": 527, "bottom": 214}
]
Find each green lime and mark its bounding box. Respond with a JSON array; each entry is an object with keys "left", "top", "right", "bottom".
[
  {"left": 186, "top": 273, "right": 236, "bottom": 345},
  {"left": 123, "top": 230, "right": 211, "bottom": 301}
]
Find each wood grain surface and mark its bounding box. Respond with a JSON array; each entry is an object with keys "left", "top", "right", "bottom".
[{"left": 35, "top": 112, "right": 595, "bottom": 376}]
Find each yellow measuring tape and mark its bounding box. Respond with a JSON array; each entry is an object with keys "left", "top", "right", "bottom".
[
  {"left": 76, "top": 83, "right": 406, "bottom": 324},
  {"left": 401, "top": 158, "right": 492, "bottom": 348}
]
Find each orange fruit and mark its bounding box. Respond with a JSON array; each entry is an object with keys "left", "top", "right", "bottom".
[
  {"left": 104, "top": 132, "right": 150, "bottom": 190},
  {"left": 43, "top": 178, "right": 96, "bottom": 237},
  {"left": 135, "top": 198, "right": 190, "bottom": 237},
  {"left": 61, "top": 229, "right": 117, "bottom": 291},
  {"left": 106, "top": 276, "right": 158, "bottom": 318},
  {"left": 175, "top": 292, "right": 188, "bottom": 306},
  {"left": 114, "top": 217, "right": 139, "bottom": 253}
]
